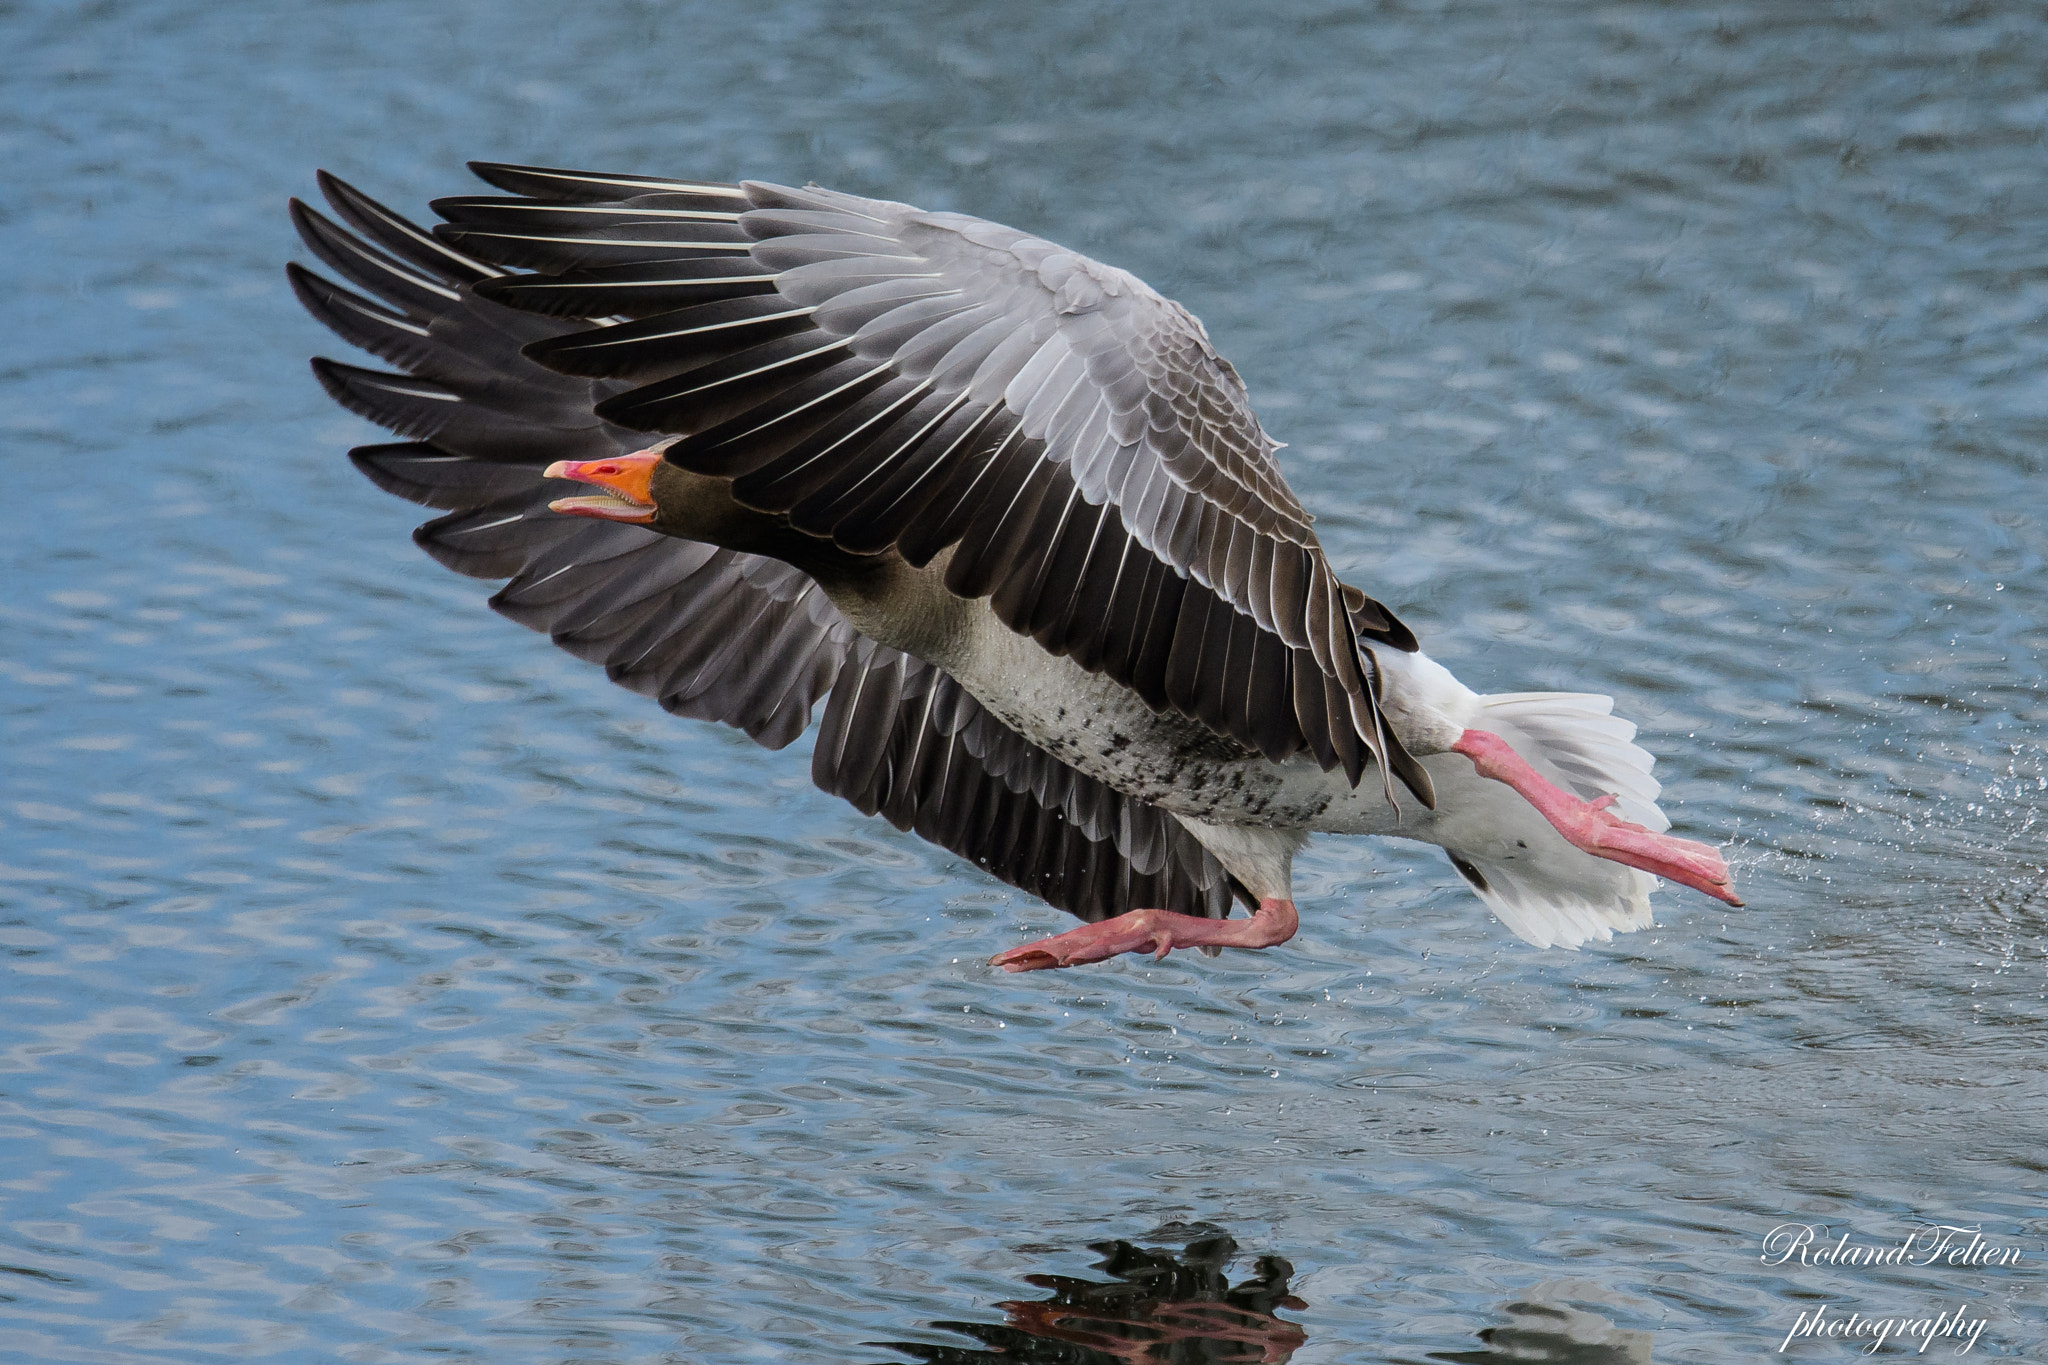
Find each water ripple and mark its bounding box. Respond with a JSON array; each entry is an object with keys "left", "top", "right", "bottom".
[{"left": 4, "top": 0, "right": 2046, "bottom": 1359}]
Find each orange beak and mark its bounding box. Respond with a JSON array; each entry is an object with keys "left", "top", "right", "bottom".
[{"left": 543, "top": 451, "right": 661, "bottom": 523}]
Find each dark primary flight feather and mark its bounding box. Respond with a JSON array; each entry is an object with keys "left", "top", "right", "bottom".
[
  {"left": 436, "top": 162, "right": 1432, "bottom": 808},
  {"left": 293, "top": 172, "right": 1246, "bottom": 925}
]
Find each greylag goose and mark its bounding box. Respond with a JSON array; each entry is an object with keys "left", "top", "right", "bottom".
[{"left": 291, "top": 162, "right": 1739, "bottom": 973}]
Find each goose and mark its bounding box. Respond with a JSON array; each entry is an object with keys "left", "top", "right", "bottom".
[{"left": 291, "top": 162, "right": 1739, "bottom": 973}]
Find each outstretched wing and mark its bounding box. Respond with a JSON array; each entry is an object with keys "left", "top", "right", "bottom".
[
  {"left": 293, "top": 173, "right": 1248, "bottom": 924},
  {"left": 436, "top": 162, "right": 1433, "bottom": 806}
]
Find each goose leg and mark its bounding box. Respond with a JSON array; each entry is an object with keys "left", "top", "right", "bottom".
[
  {"left": 990, "top": 897, "right": 1299, "bottom": 973},
  {"left": 1451, "top": 729, "right": 1742, "bottom": 905}
]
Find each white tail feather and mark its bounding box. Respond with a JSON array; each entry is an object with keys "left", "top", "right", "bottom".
[
  {"left": 1478, "top": 691, "right": 1666, "bottom": 830},
  {"left": 1446, "top": 839, "right": 1656, "bottom": 950},
  {"left": 1426, "top": 691, "right": 1669, "bottom": 950}
]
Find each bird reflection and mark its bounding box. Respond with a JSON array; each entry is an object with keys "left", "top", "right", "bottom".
[
  {"left": 867, "top": 1229, "right": 1657, "bottom": 1365},
  {"left": 872, "top": 1225, "right": 1305, "bottom": 1364},
  {"left": 1432, "top": 1300, "right": 1654, "bottom": 1364}
]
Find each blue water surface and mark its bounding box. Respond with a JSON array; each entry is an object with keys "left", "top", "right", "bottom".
[{"left": 2, "top": 1, "right": 2045, "bottom": 1360}]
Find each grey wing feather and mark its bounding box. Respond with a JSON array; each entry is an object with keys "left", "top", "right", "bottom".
[
  {"left": 295, "top": 171, "right": 1248, "bottom": 922},
  {"left": 436, "top": 166, "right": 1430, "bottom": 803},
  {"left": 812, "top": 650, "right": 1245, "bottom": 923}
]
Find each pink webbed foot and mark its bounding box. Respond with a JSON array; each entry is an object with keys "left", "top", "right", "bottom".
[
  {"left": 1551, "top": 792, "right": 1742, "bottom": 904},
  {"left": 990, "top": 898, "right": 1300, "bottom": 973},
  {"left": 1453, "top": 729, "right": 1743, "bottom": 907}
]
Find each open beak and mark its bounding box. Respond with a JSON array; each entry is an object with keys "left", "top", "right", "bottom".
[{"left": 544, "top": 451, "right": 661, "bottom": 523}]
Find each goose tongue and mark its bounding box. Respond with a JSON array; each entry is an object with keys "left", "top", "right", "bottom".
[{"left": 544, "top": 451, "right": 661, "bottom": 523}]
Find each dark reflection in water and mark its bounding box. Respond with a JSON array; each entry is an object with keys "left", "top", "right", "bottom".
[
  {"left": 874, "top": 1226, "right": 1305, "bottom": 1364},
  {"left": 870, "top": 1228, "right": 1655, "bottom": 1365}
]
